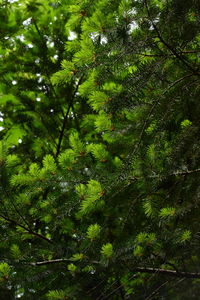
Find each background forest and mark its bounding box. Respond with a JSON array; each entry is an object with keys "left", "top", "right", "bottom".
[{"left": 0, "top": 0, "right": 200, "bottom": 299}]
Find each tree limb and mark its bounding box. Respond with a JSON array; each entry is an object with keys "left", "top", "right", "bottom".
[
  {"left": 134, "top": 267, "right": 200, "bottom": 278},
  {"left": 29, "top": 258, "right": 200, "bottom": 279},
  {"left": 30, "top": 258, "right": 71, "bottom": 266},
  {"left": 144, "top": 0, "right": 200, "bottom": 76},
  {"left": 0, "top": 214, "right": 53, "bottom": 244},
  {"left": 56, "top": 77, "right": 83, "bottom": 157},
  {"left": 29, "top": 258, "right": 100, "bottom": 266}
]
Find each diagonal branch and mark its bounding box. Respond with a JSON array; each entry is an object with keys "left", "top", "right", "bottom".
[
  {"left": 2, "top": 186, "right": 32, "bottom": 230},
  {"left": 0, "top": 214, "right": 53, "bottom": 244},
  {"left": 144, "top": 280, "right": 170, "bottom": 300},
  {"left": 144, "top": 0, "right": 200, "bottom": 76}
]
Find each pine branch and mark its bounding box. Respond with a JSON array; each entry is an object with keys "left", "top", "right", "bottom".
[
  {"left": 0, "top": 214, "right": 53, "bottom": 244},
  {"left": 129, "top": 168, "right": 200, "bottom": 182},
  {"left": 118, "top": 73, "right": 195, "bottom": 183},
  {"left": 30, "top": 258, "right": 100, "bottom": 266},
  {"left": 144, "top": 0, "right": 200, "bottom": 76},
  {"left": 30, "top": 258, "right": 71, "bottom": 266},
  {"left": 133, "top": 50, "right": 200, "bottom": 58},
  {"left": 3, "top": 187, "right": 32, "bottom": 230},
  {"left": 32, "top": 19, "right": 61, "bottom": 109},
  {"left": 29, "top": 258, "right": 200, "bottom": 279},
  {"left": 134, "top": 267, "right": 200, "bottom": 278},
  {"left": 56, "top": 77, "right": 83, "bottom": 156},
  {"left": 55, "top": 98, "right": 74, "bottom": 157},
  {"left": 171, "top": 168, "right": 200, "bottom": 176}
]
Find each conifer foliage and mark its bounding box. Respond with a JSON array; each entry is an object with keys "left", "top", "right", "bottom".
[{"left": 0, "top": 0, "right": 200, "bottom": 298}]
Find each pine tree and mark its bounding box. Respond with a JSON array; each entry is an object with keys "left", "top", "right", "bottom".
[{"left": 1, "top": 0, "right": 200, "bottom": 298}]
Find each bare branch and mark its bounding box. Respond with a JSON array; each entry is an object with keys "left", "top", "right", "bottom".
[
  {"left": 30, "top": 258, "right": 100, "bottom": 266},
  {"left": 134, "top": 267, "right": 200, "bottom": 278},
  {"left": 30, "top": 258, "right": 71, "bottom": 266},
  {"left": 29, "top": 258, "right": 200, "bottom": 279}
]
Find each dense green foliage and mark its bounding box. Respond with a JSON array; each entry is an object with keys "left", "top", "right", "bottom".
[{"left": 1, "top": 0, "right": 200, "bottom": 298}]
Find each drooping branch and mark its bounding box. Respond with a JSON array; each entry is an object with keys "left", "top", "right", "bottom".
[
  {"left": 3, "top": 187, "right": 33, "bottom": 230},
  {"left": 0, "top": 214, "right": 53, "bottom": 244}
]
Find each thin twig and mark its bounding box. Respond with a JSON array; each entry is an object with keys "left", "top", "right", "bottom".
[
  {"left": 133, "top": 50, "right": 200, "bottom": 58},
  {"left": 145, "top": 280, "right": 169, "bottom": 300},
  {"left": 30, "top": 258, "right": 71, "bottom": 266},
  {"left": 29, "top": 258, "right": 100, "bottom": 266}
]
